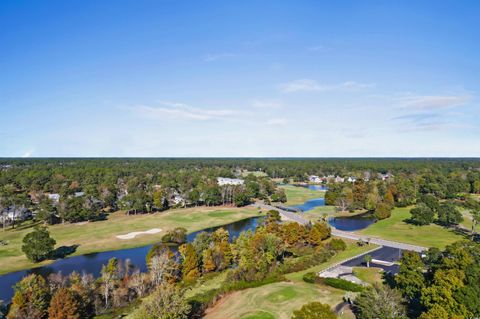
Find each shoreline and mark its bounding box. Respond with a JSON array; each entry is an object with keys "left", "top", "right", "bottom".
[{"left": 0, "top": 208, "right": 264, "bottom": 276}]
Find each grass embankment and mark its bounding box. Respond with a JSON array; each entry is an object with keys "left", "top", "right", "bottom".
[
  {"left": 353, "top": 267, "right": 383, "bottom": 286},
  {"left": 204, "top": 241, "right": 378, "bottom": 319},
  {"left": 0, "top": 206, "right": 262, "bottom": 275},
  {"left": 279, "top": 185, "right": 324, "bottom": 206},
  {"left": 360, "top": 207, "right": 464, "bottom": 249}
]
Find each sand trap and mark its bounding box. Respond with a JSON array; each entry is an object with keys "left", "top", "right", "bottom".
[{"left": 116, "top": 228, "right": 162, "bottom": 240}]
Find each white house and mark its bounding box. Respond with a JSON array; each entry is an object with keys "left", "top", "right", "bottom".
[
  {"left": 347, "top": 176, "right": 357, "bottom": 183},
  {"left": 217, "top": 177, "right": 244, "bottom": 186},
  {"left": 48, "top": 193, "right": 60, "bottom": 203},
  {"left": 1, "top": 207, "right": 32, "bottom": 222},
  {"left": 308, "top": 175, "right": 322, "bottom": 183},
  {"left": 334, "top": 176, "right": 345, "bottom": 183}
]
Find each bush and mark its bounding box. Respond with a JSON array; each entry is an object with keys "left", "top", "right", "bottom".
[
  {"left": 321, "top": 277, "right": 364, "bottom": 292},
  {"left": 374, "top": 202, "right": 392, "bottom": 220},
  {"left": 327, "top": 238, "right": 347, "bottom": 251},
  {"left": 302, "top": 272, "right": 318, "bottom": 283},
  {"left": 162, "top": 227, "right": 187, "bottom": 244}
]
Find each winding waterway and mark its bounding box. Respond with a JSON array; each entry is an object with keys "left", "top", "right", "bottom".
[{"left": 0, "top": 184, "right": 338, "bottom": 302}]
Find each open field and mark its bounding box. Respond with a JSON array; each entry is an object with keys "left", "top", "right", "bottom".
[
  {"left": 353, "top": 267, "right": 383, "bottom": 286},
  {"left": 0, "top": 206, "right": 262, "bottom": 275},
  {"left": 279, "top": 185, "right": 324, "bottom": 206},
  {"left": 205, "top": 241, "right": 378, "bottom": 319},
  {"left": 360, "top": 207, "right": 464, "bottom": 249}
]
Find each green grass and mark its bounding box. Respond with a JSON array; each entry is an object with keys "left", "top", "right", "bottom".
[
  {"left": 205, "top": 240, "right": 378, "bottom": 319},
  {"left": 279, "top": 185, "right": 324, "bottom": 206},
  {"left": 360, "top": 207, "right": 465, "bottom": 249},
  {"left": 0, "top": 206, "right": 262, "bottom": 275},
  {"left": 353, "top": 267, "right": 383, "bottom": 286}
]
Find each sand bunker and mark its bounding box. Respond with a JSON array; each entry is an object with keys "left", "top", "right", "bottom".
[{"left": 116, "top": 228, "right": 162, "bottom": 240}]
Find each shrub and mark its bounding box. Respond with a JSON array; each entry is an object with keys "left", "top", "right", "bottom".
[
  {"left": 328, "top": 238, "right": 347, "bottom": 251},
  {"left": 302, "top": 272, "right": 317, "bottom": 283},
  {"left": 321, "top": 277, "right": 364, "bottom": 292},
  {"left": 374, "top": 202, "right": 392, "bottom": 220},
  {"left": 161, "top": 227, "right": 187, "bottom": 244}
]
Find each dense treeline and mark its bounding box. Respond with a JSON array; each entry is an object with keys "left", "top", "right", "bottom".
[{"left": 5, "top": 211, "right": 345, "bottom": 319}]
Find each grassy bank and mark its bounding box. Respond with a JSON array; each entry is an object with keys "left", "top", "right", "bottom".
[
  {"left": 204, "top": 241, "right": 377, "bottom": 319},
  {"left": 360, "top": 207, "right": 464, "bottom": 249},
  {"left": 0, "top": 206, "right": 262, "bottom": 275},
  {"left": 279, "top": 185, "right": 324, "bottom": 206}
]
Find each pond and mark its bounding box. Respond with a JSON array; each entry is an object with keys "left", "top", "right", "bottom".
[
  {"left": 328, "top": 214, "right": 376, "bottom": 231},
  {"left": 0, "top": 216, "right": 263, "bottom": 303},
  {"left": 303, "top": 184, "right": 328, "bottom": 191},
  {"left": 289, "top": 184, "right": 326, "bottom": 212}
]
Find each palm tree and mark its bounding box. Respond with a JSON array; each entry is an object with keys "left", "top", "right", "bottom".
[{"left": 364, "top": 254, "right": 373, "bottom": 268}]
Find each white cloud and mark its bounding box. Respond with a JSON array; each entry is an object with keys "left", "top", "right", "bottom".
[
  {"left": 251, "top": 99, "right": 282, "bottom": 109},
  {"left": 307, "top": 45, "right": 331, "bottom": 52},
  {"left": 266, "top": 118, "right": 288, "bottom": 125},
  {"left": 204, "top": 52, "right": 236, "bottom": 62},
  {"left": 280, "top": 79, "right": 375, "bottom": 93},
  {"left": 21, "top": 149, "right": 34, "bottom": 157},
  {"left": 399, "top": 94, "right": 471, "bottom": 110},
  {"left": 131, "top": 101, "right": 237, "bottom": 121}
]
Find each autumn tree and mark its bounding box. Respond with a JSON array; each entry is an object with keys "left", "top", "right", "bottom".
[
  {"left": 131, "top": 284, "right": 191, "bottom": 319},
  {"left": 48, "top": 288, "right": 81, "bottom": 319},
  {"left": 179, "top": 243, "right": 200, "bottom": 280},
  {"left": 8, "top": 274, "right": 51, "bottom": 319}
]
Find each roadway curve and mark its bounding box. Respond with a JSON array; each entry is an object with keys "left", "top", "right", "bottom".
[{"left": 252, "top": 203, "right": 427, "bottom": 252}]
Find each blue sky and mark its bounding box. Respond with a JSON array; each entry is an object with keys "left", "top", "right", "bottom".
[{"left": 1, "top": 0, "right": 479, "bottom": 157}]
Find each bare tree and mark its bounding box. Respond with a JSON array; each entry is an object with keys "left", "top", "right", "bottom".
[{"left": 128, "top": 270, "right": 150, "bottom": 298}]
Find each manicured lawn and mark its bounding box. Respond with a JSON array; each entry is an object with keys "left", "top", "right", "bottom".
[
  {"left": 353, "top": 267, "right": 383, "bottom": 286},
  {"left": 279, "top": 185, "right": 324, "bottom": 206},
  {"left": 204, "top": 240, "right": 378, "bottom": 319},
  {"left": 360, "top": 207, "right": 465, "bottom": 249},
  {"left": 459, "top": 209, "right": 479, "bottom": 233},
  {"left": 0, "top": 206, "right": 262, "bottom": 275}
]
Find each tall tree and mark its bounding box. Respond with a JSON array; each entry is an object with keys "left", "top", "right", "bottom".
[
  {"left": 22, "top": 226, "right": 56, "bottom": 262},
  {"left": 8, "top": 274, "right": 51, "bottom": 319}
]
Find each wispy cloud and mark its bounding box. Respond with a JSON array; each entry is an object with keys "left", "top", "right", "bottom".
[
  {"left": 204, "top": 52, "right": 236, "bottom": 62},
  {"left": 21, "top": 149, "right": 34, "bottom": 157},
  {"left": 266, "top": 118, "right": 288, "bottom": 125},
  {"left": 131, "top": 101, "right": 237, "bottom": 121},
  {"left": 280, "top": 79, "right": 375, "bottom": 93},
  {"left": 251, "top": 99, "right": 282, "bottom": 109},
  {"left": 391, "top": 112, "right": 464, "bottom": 132},
  {"left": 307, "top": 45, "right": 331, "bottom": 52},
  {"left": 398, "top": 94, "right": 471, "bottom": 110}
]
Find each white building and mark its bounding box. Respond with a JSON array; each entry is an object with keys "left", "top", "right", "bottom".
[
  {"left": 48, "top": 193, "right": 60, "bottom": 203},
  {"left": 217, "top": 177, "right": 244, "bottom": 186},
  {"left": 308, "top": 175, "right": 322, "bottom": 183}
]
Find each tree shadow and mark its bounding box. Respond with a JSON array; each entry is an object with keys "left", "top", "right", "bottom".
[{"left": 51, "top": 244, "right": 79, "bottom": 259}]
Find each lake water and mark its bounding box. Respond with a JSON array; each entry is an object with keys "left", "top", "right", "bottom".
[
  {"left": 0, "top": 216, "right": 263, "bottom": 303},
  {"left": 328, "top": 215, "right": 376, "bottom": 231},
  {"left": 0, "top": 184, "right": 331, "bottom": 303},
  {"left": 289, "top": 184, "right": 326, "bottom": 212}
]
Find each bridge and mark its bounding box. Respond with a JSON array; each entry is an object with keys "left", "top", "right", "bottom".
[{"left": 252, "top": 203, "right": 427, "bottom": 252}]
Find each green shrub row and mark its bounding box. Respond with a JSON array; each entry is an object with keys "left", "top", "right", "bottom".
[{"left": 321, "top": 277, "right": 364, "bottom": 292}]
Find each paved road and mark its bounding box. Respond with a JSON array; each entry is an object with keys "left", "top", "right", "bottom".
[
  {"left": 251, "top": 203, "right": 311, "bottom": 225},
  {"left": 331, "top": 228, "right": 426, "bottom": 252}
]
